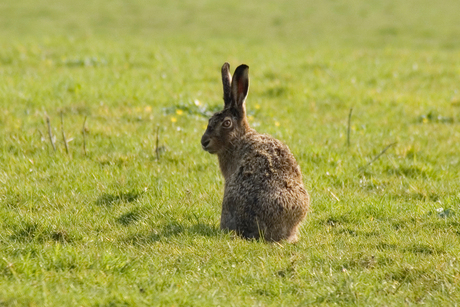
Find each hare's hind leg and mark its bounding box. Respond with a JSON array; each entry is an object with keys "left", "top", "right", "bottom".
[
  {"left": 286, "top": 233, "right": 299, "bottom": 243},
  {"left": 285, "top": 225, "right": 300, "bottom": 243},
  {"left": 263, "top": 224, "right": 300, "bottom": 243}
]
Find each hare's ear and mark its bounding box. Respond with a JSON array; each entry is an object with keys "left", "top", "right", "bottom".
[
  {"left": 221, "top": 62, "right": 232, "bottom": 108},
  {"left": 231, "top": 64, "right": 249, "bottom": 115}
]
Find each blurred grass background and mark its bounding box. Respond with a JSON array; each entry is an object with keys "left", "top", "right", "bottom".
[{"left": 2, "top": 0, "right": 460, "bottom": 48}]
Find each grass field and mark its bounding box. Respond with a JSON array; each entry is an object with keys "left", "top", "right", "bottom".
[{"left": 1, "top": 0, "right": 460, "bottom": 305}]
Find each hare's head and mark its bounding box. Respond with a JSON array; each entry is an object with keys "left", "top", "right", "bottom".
[{"left": 201, "top": 63, "right": 250, "bottom": 154}]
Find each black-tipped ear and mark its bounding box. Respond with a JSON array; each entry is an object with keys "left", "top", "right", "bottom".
[
  {"left": 221, "top": 62, "right": 232, "bottom": 108},
  {"left": 231, "top": 64, "right": 249, "bottom": 113}
]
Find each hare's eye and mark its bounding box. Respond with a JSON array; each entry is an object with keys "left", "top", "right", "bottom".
[{"left": 222, "top": 119, "right": 232, "bottom": 128}]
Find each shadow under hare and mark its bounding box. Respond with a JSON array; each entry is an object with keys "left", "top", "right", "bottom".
[{"left": 201, "top": 63, "right": 310, "bottom": 243}]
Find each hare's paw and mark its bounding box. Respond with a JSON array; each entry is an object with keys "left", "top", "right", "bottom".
[{"left": 220, "top": 211, "right": 237, "bottom": 231}]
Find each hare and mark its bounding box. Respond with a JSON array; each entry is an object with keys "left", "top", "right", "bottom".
[{"left": 201, "top": 63, "right": 310, "bottom": 243}]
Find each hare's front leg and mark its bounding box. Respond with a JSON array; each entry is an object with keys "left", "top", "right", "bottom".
[{"left": 220, "top": 200, "right": 237, "bottom": 231}]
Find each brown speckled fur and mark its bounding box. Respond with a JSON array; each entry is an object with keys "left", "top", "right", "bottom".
[{"left": 201, "top": 63, "right": 310, "bottom": 243}]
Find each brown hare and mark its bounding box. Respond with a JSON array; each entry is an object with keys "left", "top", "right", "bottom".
[{"left": 201, "top": 63, "right": 310, "bottom": 243}]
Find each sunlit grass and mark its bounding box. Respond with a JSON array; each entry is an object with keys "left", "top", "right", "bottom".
[{"left": 1, "top": 0, "right": 460, "bottom": 305}]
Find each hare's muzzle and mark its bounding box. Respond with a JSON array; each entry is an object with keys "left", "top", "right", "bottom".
[{"left": 201, "top": 135, "right": 211, "bottom": 151}]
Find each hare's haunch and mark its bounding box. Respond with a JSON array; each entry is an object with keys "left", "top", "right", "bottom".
[{"left": 201, "top": 63, "right": 310, "bottom": 242}]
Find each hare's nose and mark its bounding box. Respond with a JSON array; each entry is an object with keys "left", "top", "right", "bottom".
[{"left": 201, "top": 138, "right": 210, "bottom": 148}]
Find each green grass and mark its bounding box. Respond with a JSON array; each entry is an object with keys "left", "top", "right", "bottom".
[{"left": 1, "top": 0, "right": 460, "bottom": 305}]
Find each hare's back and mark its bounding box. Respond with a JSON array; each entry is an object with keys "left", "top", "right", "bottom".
[{"left": 237, "top": 133, "right": 302, "bottom": 185}]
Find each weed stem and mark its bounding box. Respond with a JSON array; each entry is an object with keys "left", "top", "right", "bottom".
[
  {"left": 82, "top": 116, "right": 87, "bottom": 156},
  {"left": 359, "top": 142, "right": 397, "bottom": 172},
  {"left": 46, "top": 114, "right": 56, "bottom": 152},
  {"left": 347, "top": 107, "right": 353, "bottom": 148},
  {"left": 61, "top": 111, "right": 70, "bottom": 157},
  {"left": 155, "top": 126, "right": 160, "bottom": 161}
]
